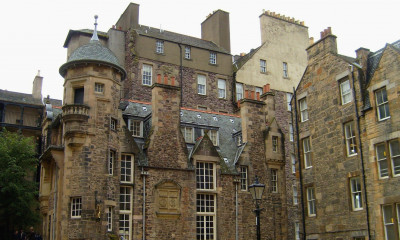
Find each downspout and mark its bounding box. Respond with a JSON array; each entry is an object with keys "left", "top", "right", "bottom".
[
  {"left": 293, "top": 87, "right": 306, "bottom": 240},
  {"left": 52, "top": 167, "right": 58, "bottom": 240},
  {"left": 141, "top": 168, "right": 148, "bottom": 240},
  {"left": 349, "top": 65, "right": 371, "bottom": 239},
  {"left": 235, "top": 180, "right": 239, "bottom": 240},
  {"left": 178, "top": 44, "right": 183, "bottom": 107}
]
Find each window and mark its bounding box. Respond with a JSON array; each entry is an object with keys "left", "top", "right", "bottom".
[
  {"left": 260, "top": 59, "right": 266, "bottom": 73},
  {"left": 196, "top": 162, "right": 215, "bottom": 190},
  {"left": 307, "top": 187, "right": 316, "bottom": 216},
  {"left": 236, "top": 134, "right": 243, "bottom": 147},
  {"left": 128, "top": 119, "right": 142, "bottom": 137},
  {"left": 110, "top": 118, "right": 116, "bottom": 131},
  {"left": 255, "top": 87, "right": 263, "bottom": 98},
  {"left": 303, "top": 138, "right": 312, "bottom": 168},
  {"left": 295, "top": 222, "right": 300, "bottom": 240},
  {"left": 181, "top": 127, "right": 194, "bottom": 143},
  {"left": 390, "top": 140, "right": 400, "bottom": 176},
  {"left": 71, "top": 197, "right": 82, "bottom": 218},
  {"left": 95, "top": 83, "right": 104, "bottom": 93},
  {"left": 197, "top": 75, "right": 206, "bottom": 95},
  {"left": 185, "top": 46, "right": 191, "bottom": 59},
  {"left": 376, "top": 143, "right": 389, "bottom": 178},
  {"left": 208, "top": 130, "right": 219, "bottom": 146},
  {"left": 283, "top": 62, "right": 288, "bottom": 78},
  {"left": 350, "top": 177, "right": 363, "bottom": 210},
  {"left": 156, "top": 40, "right": 164, "bottom": 54},
  {"left": 375, "top": 88, "right": 390, "bottom": 121},
  {"left": 382, "top": 205, "right": 396, "bottom": 240},
  {"left": 119, "top": 186, "right": 132, "bottom": 240},
  {"left": 218, "top": 79, "right": 226, "bottom": 99},
  {"left": 196, "top": 194, "right": 216, "bottom": 240},
  {"left": 289, "top": 124, "right": 294, "bottom": 142},
  {"left": 291, "top": 154, "right": 296, "bottom": 174},
  {"left": 287, "top": 93, "right": 293, "bottom": 111},
  {"left": 271, "top": 169, "right": 278, "bottom": 193},
  {"left": 108, "top": 150, "right": 115, "bottom": 175},
  {"left": 142, "top": 64, "right": 152, "bottom": 86},
  {"left": 121, "top": 154, "right": 133, "bottom": 183},
  {"left": 209, "top": 52, "right": 217, "bottom": 65},
  {"left": 344, "top": 121, "right": 357, "bottom": 156},
  {"left": 107, "top": 207, "right": 112, "bottom": 232},
  {"left": 299, "top": 98, "right": 308, "bottom": 122},
  {"left": 240, "top": 166, "right": 248, "bottom": 191},
  {"left": 74, "top": 88, "right": 84, "bottom": 104},
  {"left": 340, "top": 79, "right": 352, "bottom": 104},
  {"left": 272, "top": 136, "right": 278, "bottom": 152},
  {"left": 293, "top": 185, "right": 298, "bottom": 205},
  {"left": 236, "top": 83, "right": 243, "bottom": 101}
]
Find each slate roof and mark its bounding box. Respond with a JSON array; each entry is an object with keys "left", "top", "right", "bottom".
[
  {"left": 135, "top": 25, "right": 230, "bottom": 54},
  {"left": 121, "top": 100, "right": 242, "bottom": 172},
  {"left": 63, "top": 29, "right": 108, "bottom": 48},
  {"left": 0, "top": 89, "right": 43, "bottom": 106},
  {"left": 233, "top": 45, "right": 263, "bottom": 72},
  {"left": 59, "top": 39, "right": 126, "bottom": 79}
]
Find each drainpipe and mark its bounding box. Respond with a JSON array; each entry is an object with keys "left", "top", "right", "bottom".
[
  {"left": 234, "top": 178, "right": 240, "bottom": 240},
  {"left": 349, "top": 65, "right": 371, "bottom": 239},
  {"left": 52, "top": 167, "right": 58, "bottom": 240},
  {"left": 178, "top": 44, "right": 183, "bottom": 107},
  {"left": 141, "top": 168, "right": 149, "bottom": 240},
  {"left": 293, "top": 87, "right": 306, "bottom": 240}
]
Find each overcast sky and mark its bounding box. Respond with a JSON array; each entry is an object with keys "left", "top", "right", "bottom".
[{"left": 0, "top": 0, "right": 398, "bottom": 100}]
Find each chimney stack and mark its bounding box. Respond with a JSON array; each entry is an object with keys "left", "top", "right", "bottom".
[
  {"left": 32, "top": 70, "right": 43, "bottom": 100},
  {"left": 201, "top": 10, "right": 231, "bottom": 53},
  {"left": 306, "top": 27, "right": 337, "bottom": 64}
]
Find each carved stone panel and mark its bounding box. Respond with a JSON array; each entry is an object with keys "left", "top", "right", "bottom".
[{"left": 155, "top": 180, "right": 181, "bottom": 219}]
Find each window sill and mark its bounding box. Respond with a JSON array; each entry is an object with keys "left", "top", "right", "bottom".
[
  {"left": 347, "top": 153, "right": 358, "bottom": 157},
  {"left": 378, "top": 116, "right": 391, "bottom": 122},
  {"left": 184, "top": 58, "right": 192, "bottom": 61},
  {"left": 142, "top": 83, "right": 153, "bottom": 87},
  {"left": 197, "top": 93, "right": 207, "bottom": 96},
  {"left": 305, "top": 166, "right": 313, "bottom": 170},
  {"left": 308, "top": 214, "right": 316, "bottom": 217},
  {"left": 208, "top": 63, "right": 218, "bottom": 67},
  {"left": 352, "top": 208, "right": 364, "bottom": 212},
  {"left": 155, "top": 52, "right": 165, "bottom": 56},
  {"left": 301, "top": 119, "right": 309, "bottom": 123}
]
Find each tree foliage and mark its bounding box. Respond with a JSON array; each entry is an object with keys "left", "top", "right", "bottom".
[{"left": 0, "top": 130, "right": 39, "bottom": 237}]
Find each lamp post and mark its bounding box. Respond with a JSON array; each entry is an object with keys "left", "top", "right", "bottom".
[{"left": 248, "top": 176, "right": 265, "bottom": 240}]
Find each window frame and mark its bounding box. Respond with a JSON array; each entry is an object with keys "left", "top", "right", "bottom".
[
  {"left": 287, "top": 93, "right": 293, "bottom": 111},
  {"left": 95, "top": 83, "right": 104, "bottom": 94},
  {"left": 156, "top": 40, "right": 164, "bottom": 54},
  {"left": 272, "top": 136, "right": 278, "bottom": 152},
  {"left": 71, "top": 197, "right": 82, "bottom": 219},
  {"left": 108, "top": 150, "right": 115, "bottom": 176},
  {"left": 260, "top": 59, "right": 266, "bottom": 73},
  {"left": 110, "top": 118, "right": 117, "bottom": 131},
  {"left": 218, "top": 79, "right": 226, "bottom": 99},
  {"left": 340, "top": 79, "right": 352, "bottom": 105},
  {"left": 283, "top": 62, "right": 288, "bottom": 78},
  {"left": 291, "top": 154, "right": 296, "bottom": 174},
  {"left": 295, "top": 222, "right": 300, "bottom": 240},
  {"left": 376, "top": 143, "right": 389, "bottom": 179},
  {"left": 107, "top": 207, "right": 113, "bottom": 232},
  {"left": 382, "top": 204, "right": 396, "bottom": 240},
  {"left": 240, "top": 166, "right": 248, "bottom": 191},
  {"left": 196, "top": 162, "right": 215, "bottom": 191},
  {"left": 344, "top": 121, "right": 357, "bottom": 156},
  {"left": 271, "top": 169, "right": 278, "bottom": 193},
  {"left": 303, "top": 137, "right": 312, "bottom": 169},
  {"left": 142, "top": 64, "right": 153, "bottom": 86},
  {"left": 128, "top": 119, "right": 143, "bottom": 137},
  {"left": 307, "top": 187, "right": 316, "bottom": 216},
  {"left": 121, "top": 154, "right": 134, "bottom": 184},
  {"left": 255, "top": 87, "right": 263, "bottom": 98},
  {"left": 299, "top": 98, "right": 308, "bottom": 122},
  {"left": 350, "top": 177, "right": 363, "bottom": 211},
  {"left": 185, "top": 46, "right": 191, "bottom": 59},
  {"left": 375, "top": 88, "right": 390, "bottom": 121},
  {"left": 119, "top": 186, "right": 133, "bottom": 240},
  {"left": 209, "top": 52, "right": 217, "bottom": 65},
  {"left": 208, "top": 129, "right": 219, "bottom": 146},
  {"left": 389, "top": 140, "right": 400, "bottom": 177},
  {"left": 197, "top": 74, "right": 207, "bottom": 95},
  {"left": 196, "top": 193, "right": 216, "bottom": 240},
  {"left": 293, "top": 184, "right": 298, "bottom": 205},
  {"left": 236, "top": 83, "right": 243, "bottom": 101},
  {"left": 181, "top": 126, "right": 194, "bottom": 143},
  {"left": 289, "top": 123, "right": 294, "bottom": 142}
]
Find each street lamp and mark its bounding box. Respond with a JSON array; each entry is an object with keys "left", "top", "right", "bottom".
[{"left": 248, "top": 176, "right": 265, "bottom": 240}]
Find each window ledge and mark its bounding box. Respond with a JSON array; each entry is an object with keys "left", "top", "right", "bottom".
[
  {"left": 155, "top": 52, "right": 165, "bottom": 56},
  {"left": 208, "top": 63, "right": 218, "bottom": 67},
  {"left": 347, "top": 153, "right": 358, "bottom": 158},
  {"left": 378, "top": 116, "right": 391, "bottom": 122}
]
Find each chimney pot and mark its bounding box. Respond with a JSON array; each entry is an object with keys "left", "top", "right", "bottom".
[
  {"left": 256, "top": 92, "right": 260, "bottom": 101},
  {"left": 265, "top": 84, "right": 270, "bottom": 92},
  {"left": 245, "top": 90, "right": 249, "bottom": 99},
  {"left": 157, "top": 74, "right": 162, "bottom": 83},
  {"left": 164, "top": 75, "right": 168, "bottom": 85},
  {"left": 171, "top": 76, "right": 175, "bottom": 86},
  {"left": 251, "top": 91, "right": 255, "bottom": 100}
]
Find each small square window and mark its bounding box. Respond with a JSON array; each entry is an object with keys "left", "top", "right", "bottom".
[
  {"left": 95, "top": 83, "right": 104, "bottom": 93},
  {"left": 71, "top": 197, "right": 82, "bottom": 218},
  {"left": 260, "top": 59, "right": 266, "bottom": 73},
  {"left": 156, "top": 40, "right": 164, "bottom": 54},
  {"left": 185, "top": 46, "right": 191, "bottom": 59},
  {"left": 209, "top": 52, "right": 217, "bottom": 65}
]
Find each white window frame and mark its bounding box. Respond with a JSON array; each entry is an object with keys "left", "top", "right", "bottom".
[
  {"left": 196, "top": 162, "right": 215, "bottom": 190},
  {"left": 142, "top": 64, "right": 152, "bottom": 86},
  {"left": 108, "top": 150, "right": 115, "bottom": 175},
  {"left": 218, "top": 79, "right": 226, "bottom": 99},
  {"left": 344, "top": 121, "right": 357, "bottom": 156},
  {"left": 209, "top": 52, "right": 217, "bottom": 65},
  {"left": 375, "top": 88, "right": 390, "bottom": 121},
  {"left": 350, "top": 177, "right": 363, "bottom": 211},
  {"left": 121, "top": 154, "right": 134, "bottom": 184},
  {"left": 389, "top": 140, "right": 400, "bottom": 177},
  {"left": 307, "top": 187, "right": 316, "bottom": 216},
  {"left": 128, "top": 119, "right": 143, "bottom": 137},
  {"left": 240, "top": 166, "right": 248, "bottom": 191},
  {"left": 299, "top": 98, "right": 308, "bottom": 122},
  {"left": 95, "top": 83, "right": 104, "bottom": 93},
  {"left": 303, "top": 138, "right": 312, "bottom": 168},
  {"left": 208, "top": 129, "right": 219, "bottom": 146},
  {"left": 271, "top": 169, "right": 278, "bottom": 193},
  {"left": 156, "top": 40, "right": 164, "bottom": 54},
  {"left": 287, "top": 93, "right": 293, "bottom": 111},
  {"left": 260, "top": 59, "right": 266, "bottom": 73},
  {"left": 291, "top": 154, "right": 296, "bottom": 174},
  {"left": 293, "top": 185, "right": 298, "bottom": 205},
  {"left": 376, "top": 143, "right": 389, "bottom": 179},
  {"left": 272, "top": 136, "right": 278, "bottom": 152},
  {"left": 119, "top": 186, "right": 132, "bottom": 240},
  {"left": 110, "top": 118, "right": 116, "bottom": 131},
  {"left": 295, "top": 222, "right": 300, "bottom": 240},
  {"left": 289, "top": 124, "right": 294, "bottom": 142},
  {"left": 107, "top": 207, "right": 112, "bottom": 232},
  {"left": 181, "top": 126, "right": 194, "bottom": 143},
  {"left": 196, "top": 193, "right": 216, "bottom": 240},
  {"left": 283, "top": 62, "right": 288, "bottom": 78},
  {"left": 382, "top": 204, "right": 395, "bottom": 240},
  {"left": 236, "top": 83, "right": 243, "bottom": 101},
  {"left": 197, "top": 75, "right": 206, "bottom": 95},
  {"left": 185, "top": 46, "right": 191, "bottom": 59},
  {"left": 340, "top": 79, "right": 352, "bottom": 105},
  {"left": 71, "top": 197, "right": 82, "bottom": 218}
]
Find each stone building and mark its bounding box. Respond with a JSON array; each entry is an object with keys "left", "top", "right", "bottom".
[
  {"left": 38, "top": 3, "right": 299, "bottom": 240},
  {"left": 233, "top": 10, "right": 309, "bottom": 240},
  {"left": 293, "top": 26, "right": 400, "bottom": 240}
]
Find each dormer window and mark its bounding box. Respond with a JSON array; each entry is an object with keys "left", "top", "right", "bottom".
[
  {"left": 209, "top": 52, "right": 217, "bottom": 65},
  {"left": 128, "top": 119, "right": 143, "bottom": 137},
  {"left": 156, "top": 40, "right": 164, "bottom": 54}
]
